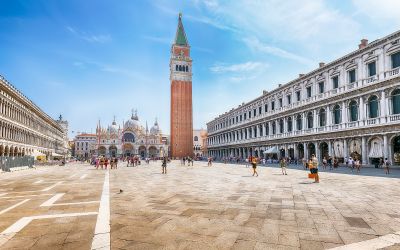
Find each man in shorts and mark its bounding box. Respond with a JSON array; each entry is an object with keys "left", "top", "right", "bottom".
[{"left": 251, "top": 157, "right": 258, "bottom": 177}]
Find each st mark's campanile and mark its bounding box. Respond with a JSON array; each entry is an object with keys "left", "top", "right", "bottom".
[{"left": 170, "top": 13, "right": 193, "bottom": 158}]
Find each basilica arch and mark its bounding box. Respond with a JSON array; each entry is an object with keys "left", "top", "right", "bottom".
[{"left": 148, "top": 146, "right": 158, "bottom": 158}]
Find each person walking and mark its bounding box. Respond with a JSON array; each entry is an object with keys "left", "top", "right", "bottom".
[
  {"left": 348, "top": 157, "right": 354, "bottom": 172},
  {"left": 280, "top": 158, "right": 287, "bottom": 175},
  {"left": 161, "top": 157, "right": 167, "bottom": 174},
  {"left": 328, "top": 156, "right": 333, "bottom": 170},
  {"left": 251, "top": 157, "right": 258, "bottom": 177},
  {"left": 302, "top": 157, "right": 307, "bottom": 170},
  {"left": 322, "top": 157, "right": 327, "bottom": 170},
  {"left": 355, "top": 158, "right": 361, "bottom": 173},
  {"left": 114, "top": 158, "right": 118, "bottom": 169},
  {"left": 104, "top": 157, "right": 109, "bottom": 169},
  {"left": 310, "top": 154, "right": 319, "bottom": 183},
  {"left": 100, "top": 157, "right": 104, "bottom": 170},
  {"left": 384, "top": 158, "right": 391, "bottom": 174},
  {"left": 95, "top": 158, "right": 100, "bottom": 170}
]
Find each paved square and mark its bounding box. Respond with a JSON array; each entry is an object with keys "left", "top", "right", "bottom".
[{"left": 0, "top": 162, "right": 400, "bottom": 249}]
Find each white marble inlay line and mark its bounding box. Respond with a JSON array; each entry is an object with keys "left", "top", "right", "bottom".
[
  {"left": 33, "top": 180, "right": 43, "bottom": 184},
  {"left": 330, "top": 231, "right": 400, "bottom": 250},
  {"left": 0, "top": 199, "right": 30, "bottom": 215},
  {"left": 80, "top": 174, "right": 88, "bottom": 180},
  {"left": 91, "top": 169, "right": 110, "bottom": 250},
  {"left": 40, "top": 193, "right": 100, "bottom": 207},
  {"left": 42, "top": 181, "right": 63, "bottom": 191},
  {"left": 0, "top": 212, "right": 98, "bottom": 248}
]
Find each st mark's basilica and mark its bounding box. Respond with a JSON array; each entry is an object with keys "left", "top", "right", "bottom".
[{"left": 95, "top": 110, "right": 169, "bottom": 158}]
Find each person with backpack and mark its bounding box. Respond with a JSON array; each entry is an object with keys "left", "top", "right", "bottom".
[
  {"left": 280, "top": 158, "right": 287, "bottom": 175},
  {"left": 251, "top": 157, "right": 258, "bottom": 177},
  {"left": 310, "top": 154, "right": 319, "bottom": 183},
  {"left": 162, "top": 157, "right": 167, "bottom": 174},
  {"left": 384, "top": 158, "right": 391, "bottom": 174}
]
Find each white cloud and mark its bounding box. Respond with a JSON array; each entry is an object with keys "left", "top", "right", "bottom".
[
  {"left": 352, "top": 0, "right": 400, "bottom": 24},
  {"left": 66, "top": 26, "right": 111, "bottom": 43},
  {"left": 210, "top": 61, "right": 268, "bottom": 73},
  {"left": 142, "top": 35, "right": 172, "bottom": 44},
  {"left": 243, "top": 37, "right": 313, "bottom": 66}
]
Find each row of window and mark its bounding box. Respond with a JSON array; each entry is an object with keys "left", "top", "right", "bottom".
[
  {"left": 210, "top": 52, "right": 400, "bottom": 132},
  {"left": 175, "top": 65, "right": 189, "bottom": 72},
  {"left": 209, "top": 90, "right": 400, "bottom": 144}
]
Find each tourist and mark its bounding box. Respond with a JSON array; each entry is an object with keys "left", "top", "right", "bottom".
[
  {"left": 95, "top": 158, "right": 100, "bottom": 170},
  {"left": 114, "top": 158, "right": 118, "bottom": 169},
  {"left": 162, "top": 157, "right": 167, "bottom": 174},
  {"left": 251, "top": 157, "right": 258, "bottom": 177},
  {"left": 384, "top": 158, "right": 391, "bottom": 174},
  {"left": 355, "top": 158, "right": 361, "bottom": 173},
  {"left": 262, "top": 158, "right": 266, "bottom": 166},
  {"left": 280, "top": 158, "right": 287, "bottom": 175},
  {"left": 245, "top": 157, "right": 249, "bottom": 168},
  {"left": 379, "top": 158, "right": 384, "bottom": 168},
  {"left": 302, "top": 157, "right": 307, "bottom": 170},
  {"left": 348, "top": 157, "right": 354, "bottom": 172},
  {"left": 100, "top": 157, "right": 104, "bottom": 169},
  {"left": 207, "top": 157, "right": 212, "bottom": 166},
  {"left": 333, "top": 157, "right": 338, "bottom": 168},
  {"left": 322, "top": 157, "right": 327, "bottom": 170},
  {"left": 104, "top": 157, "right": 109, "bottom": 169},
  {"left": 311, "top": 154, "right": 319, "bottom": 183},
  {"left": 328, "top": 156, "right": 333, "bottom": 170}
]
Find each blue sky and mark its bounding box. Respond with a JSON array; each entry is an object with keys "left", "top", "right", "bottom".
[{"left": 1, "top": 0, "right": 399, "bottom": 138}]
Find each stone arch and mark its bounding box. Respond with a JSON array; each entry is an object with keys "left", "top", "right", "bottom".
[
  {"left": 368, "top": 136, "right": 383, "bottom": 160},
  {"left": 98, "top": 146, "right": 107, "bottom": 156},
  {"left": 307, "top": 142, "right": 316, "bottom": 158},
  {"left": 138, "top": 145, "right": 147, "bottom": 158},
  {"left": 391, "top": 134, "right": 400, "bottom": 165},
  {"left": 148, "top": 146, "right": 158, "bottom": 158}
]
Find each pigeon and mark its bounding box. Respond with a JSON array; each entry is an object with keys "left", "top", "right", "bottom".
[{"left": 119, "top": 189, "right": 123, "bottom": 194}]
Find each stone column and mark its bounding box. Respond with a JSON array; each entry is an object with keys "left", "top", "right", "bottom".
[
  {"left": 304, "top": 142, "right": 308, "bottom": 159},
  {"left": 328, "top": 140, "right": 332, "bottom": 157},
  {"left": 313, "top": 110, "right": 317, "bottom": 129},
  {"left": 315, "top": 142, "right": 321, "bottom": 161},
  {"left": 383, "top": 134, "right": 388, "bottom": 159},
  {"left": 326, "top": 105, "right": 331, "bottom": 127},
  {"left": 361, "top": 136, "right": 367, "bottom": 165},
  {"left": 262, "top": 123, "right": 266, "bottom": 137},
  {"left": 256, "top": 125, "right": 260, "bottom": 138},
  {"left": 343, "top": 139, "right": 348, "bottom": 159},
  {"left": 293, "top": 143, "right": 299, "bottom": 159},
  {"left": 342, "top": 101, "right": 347, "bottom": 127},
  {"left": 302, "top": 113, "right": 307, "bottom": 130},
  {"left": 360, "top": 96, "right": 365, "bottom": 125},
  {"left": 380, "top": 90, "right": 387, "bottom": 123},
  {"left": 283, "top": 117, "right": 287, "bottom": 133}
]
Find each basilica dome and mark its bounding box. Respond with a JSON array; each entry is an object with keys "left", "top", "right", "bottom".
[
  {"left": 150, "top": 120, "right": 160, "bottom": 135},
  {"left": 124, "top": 111, "right": 140, "bottom": 130}
]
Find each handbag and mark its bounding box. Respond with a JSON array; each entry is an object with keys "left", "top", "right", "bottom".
[{"left": 308, "top": 173, "right": 316, "bottom": 178}]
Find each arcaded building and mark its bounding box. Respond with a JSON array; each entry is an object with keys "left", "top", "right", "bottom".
[
  {"left": 207, "top": 30, "right": 400, "bottom": 165},
  {"left": 0, "top": 74, "right": 68, "bottom": 158},
  {"left": 170, "top": 14, "right": 193, "bottom": 158}
]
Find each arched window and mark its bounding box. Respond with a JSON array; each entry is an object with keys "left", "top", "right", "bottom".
[
  {"left": 349, "top": 101, "right": 358, "bottom": 121},
  {"left": 319, "top": 109, "right": 326, "bottom": 127},
  {"left": 186, "top": 65, "right": 189, "bottom": 72},
  {"left": 333, "top": 105, "right": 341, "bottom": 124},
  {"left": 391, "top": 89, "right": 400, "bottom": 114},
  {"left": 296, "top": 114, "right": 302, "bottom": 130},
  {"left": 259, "top": 125, "right": 263, "bottom": 136},
  {"left": 279, "top": 119, "right": 284, "bottom": 133},
  {"left": 287, "top": 117, "right": 292, "bottom": 132},
  {"left": 179, "top": 65, "right": 182, "bottom": 71},
  {"left": 368, "top": 96, "right": 379, "bottom": 118},
  {"left": 307, "top": 112, "right": 313, "bottom": 129},
  {"left": 175, "top": 65, "right": 178, "bottom": 71},
  {"left": 265, "top": 123, "right": 269, "bottom": 135},
  {"left": 194, "top": 136, "right": 198, "bottom": 141}
]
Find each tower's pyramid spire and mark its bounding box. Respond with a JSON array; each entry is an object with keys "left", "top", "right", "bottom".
[{"left": 174, "top": 13, "right": 189, "bottom": 46}]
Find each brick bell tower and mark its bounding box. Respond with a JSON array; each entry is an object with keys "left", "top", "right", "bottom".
[{"left": 170, "top": 13, "right": 193, "bottom": 158}]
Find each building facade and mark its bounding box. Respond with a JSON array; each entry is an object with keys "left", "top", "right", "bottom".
[
  {"left": 207, "top": 31, "right": 400, "bottom": 165},
  {"left": 170, "top": 13, "right": 194, "bottom": 158},
  {"left": 74, "top": 133, "right": 97, "bottom": 159},
  {"left": 0, "top": 74, "right": 68, "bottom": 158},
  {"left": 193, "top": 129, "right": 207, "bottom": 157},
  {"left": 95, "top": 111, "right": 169, "bottom": 158}
]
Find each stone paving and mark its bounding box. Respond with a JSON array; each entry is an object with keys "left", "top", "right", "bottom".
[{"left": 0, "top": 161, "right": 399, "bottom": 249}]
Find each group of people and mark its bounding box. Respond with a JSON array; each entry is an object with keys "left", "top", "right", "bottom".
[
  {"left": 181, "top": 157, "right": 194, "bottom": 166},
  {"left": 94, "top": 157, "right": 118, "bottom": 170}
]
